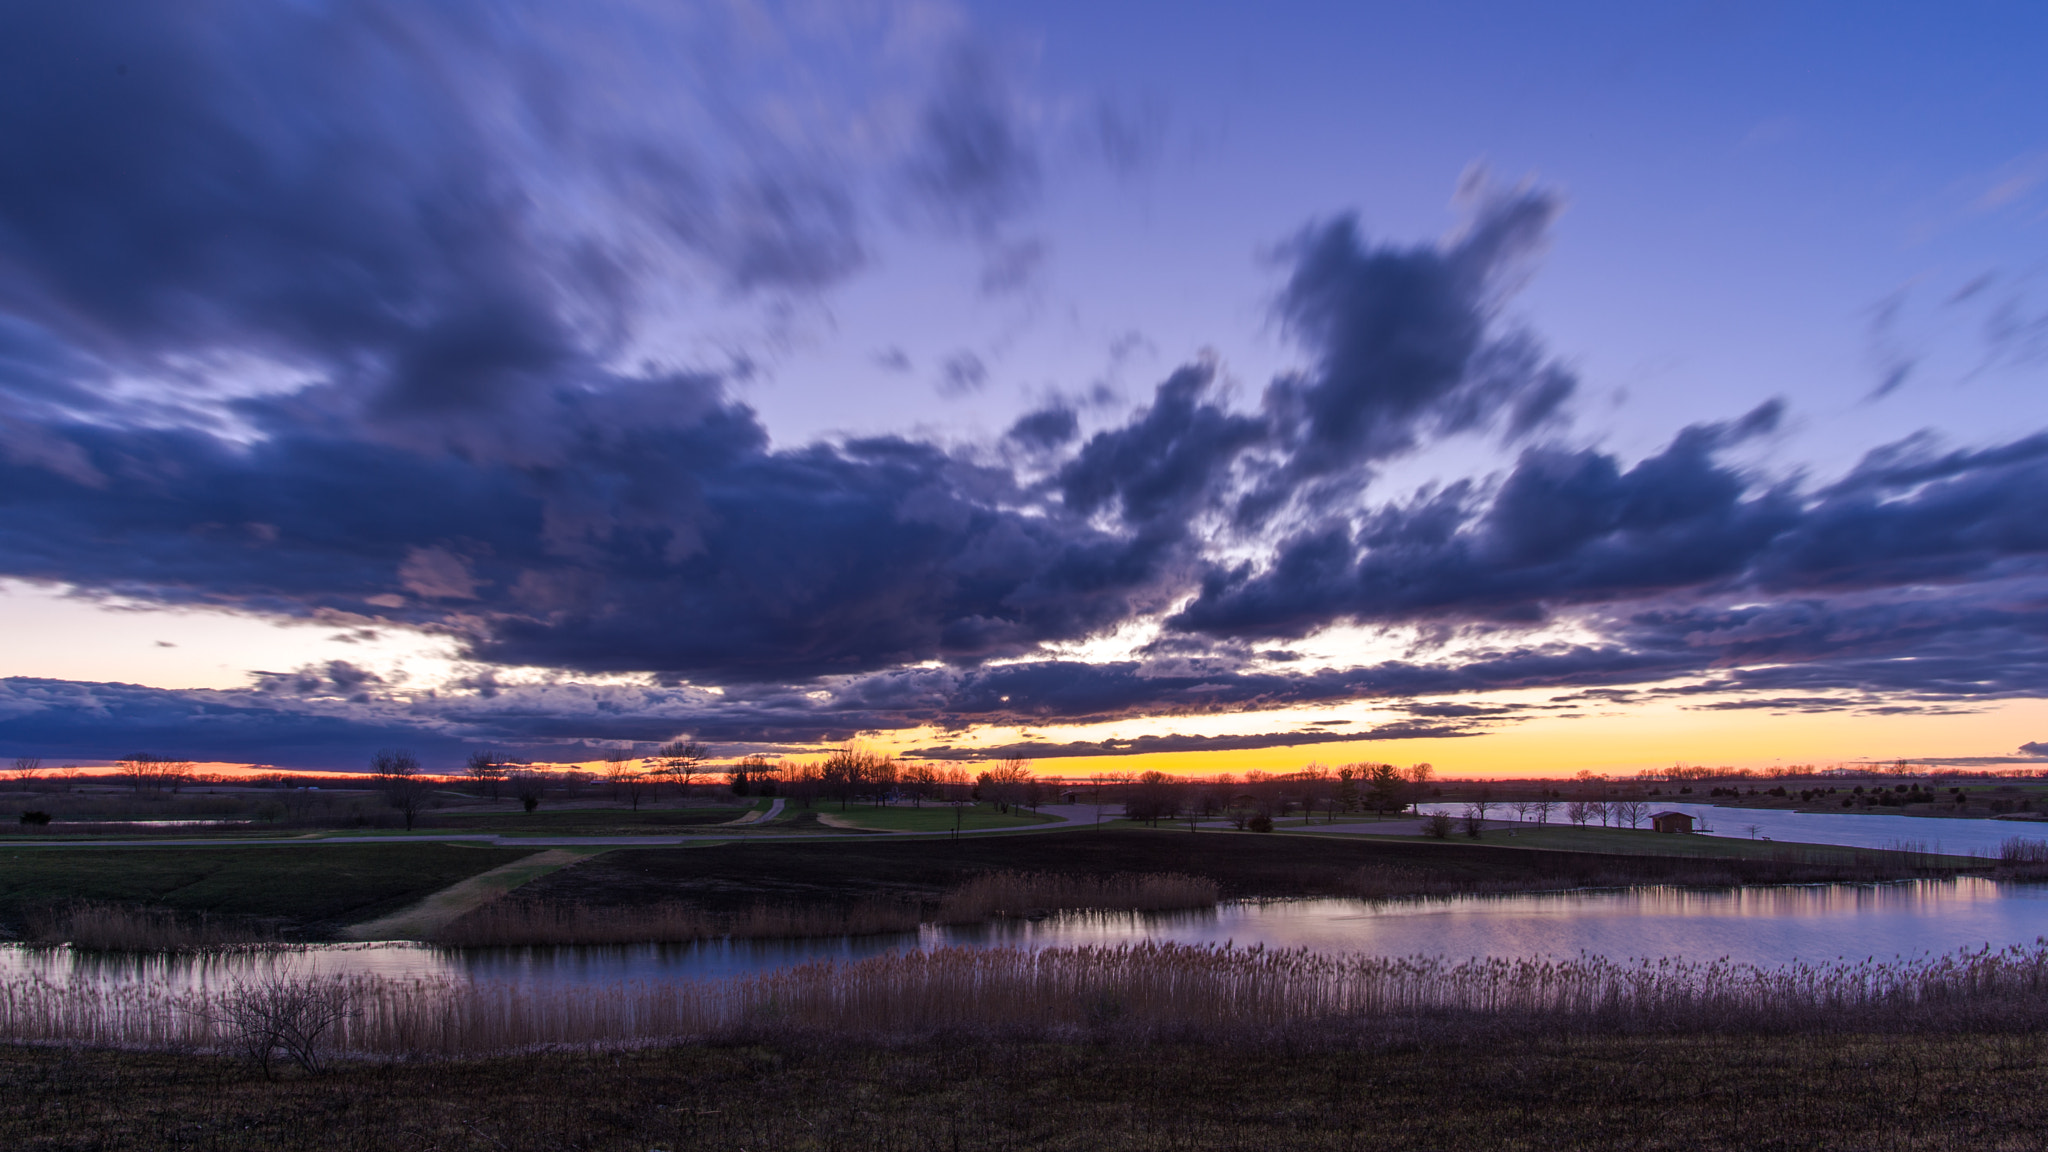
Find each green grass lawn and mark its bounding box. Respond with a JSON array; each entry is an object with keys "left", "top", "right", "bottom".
[
  {"left": 809, "top": 802, "right": 1060, "bottom": 833},
  {"left": 0, "top": 843, "right": 534, "bottom": 937}
]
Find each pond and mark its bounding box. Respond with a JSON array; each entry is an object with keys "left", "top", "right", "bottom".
[
  {"left": 1416, "top": 800, "right": 2048, "bottom": 857},
  {"left": 8, "top": 878, "right": 2048, "bottom": 993}
]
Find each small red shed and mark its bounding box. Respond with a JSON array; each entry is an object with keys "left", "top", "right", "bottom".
[{"left": 1650, "top": 811, "right": 1695, "bottom": 834}]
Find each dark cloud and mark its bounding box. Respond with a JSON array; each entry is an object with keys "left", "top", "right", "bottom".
[
  {"left": 903, "top": 45, "right": 1040, "bottom": 237},
  {"left": 0, "top": 5, "right": 2040, "bottom": 768},
  {"left": 910, "top": 722, "right": 1475, "bottom": 762},
  {"left": 937, "top": 351, "right": 990, "bottom": 397},
  {"left": 1006, "top": 405, "right": 1080, "bottom": 450}
]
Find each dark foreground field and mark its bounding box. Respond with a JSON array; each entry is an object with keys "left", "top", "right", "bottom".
[
  {"left": 518, "top": 828, "right": 1964, "bottom": 912},
  {"left": 0, "top": 844, "right": 533, "bottom": 939},
  {"left": 6, "top": 1033, "right": 2045, "bottom": 1151}
]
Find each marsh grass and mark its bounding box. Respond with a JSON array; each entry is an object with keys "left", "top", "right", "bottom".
[
  {"left": 429, "top": 898, "right": 922, "bottom": 946},
  {"left": 8, "top": 939, "right": 2048, "bottom": 1059},
  {"left": 935, "top": 871, "right": 1220, "bottom": 922},
  {"left": 24, "top": 903, "right": 279, "bottom": 951}
]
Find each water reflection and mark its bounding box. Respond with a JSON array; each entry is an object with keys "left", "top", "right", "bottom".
[
  {"left": 1417, "top": 800, "right": 2048, "bottom": 856},
  {"left": 9, "top": 878, "right": 2048, "bottom": 992}
]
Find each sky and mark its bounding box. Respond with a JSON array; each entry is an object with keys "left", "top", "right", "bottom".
[{"left": 2, "top": 1, "right": 2047, "bottom": 776}]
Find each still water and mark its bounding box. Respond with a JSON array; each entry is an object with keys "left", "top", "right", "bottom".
[
  {"left": 1416, "top": 801, "right": 2048, "bottom": 857},
  {"left": 8, "top": 878, "right": 2048, "bottom": 992}
]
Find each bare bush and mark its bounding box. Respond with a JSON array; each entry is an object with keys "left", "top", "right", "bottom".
[{"left": 211, "top": 974, "right": 360, "bottom": 1076}]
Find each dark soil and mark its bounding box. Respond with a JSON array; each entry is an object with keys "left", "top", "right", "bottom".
[{"left": 5, "top": 1032, "right": 2046, "bottom": 1150}]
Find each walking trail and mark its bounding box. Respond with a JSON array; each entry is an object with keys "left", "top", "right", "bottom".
[{"left": 342, "top": 847, "right": 607, "bottom": 941}]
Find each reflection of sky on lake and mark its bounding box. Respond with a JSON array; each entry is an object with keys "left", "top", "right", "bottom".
[
  {"left": 1416, "top": 802, "right": 2048, "bottom": 857},
  {"left": 12, "top": 879, "right": 2048, "bottom": 991}
]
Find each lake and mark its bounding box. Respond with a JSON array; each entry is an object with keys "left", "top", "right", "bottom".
[
  {"left": 8, "top": 877, "right": 2047, "bottom": 993},
  {"left": 1417, "top": 800, "right": 2048, "bottom": 857}
]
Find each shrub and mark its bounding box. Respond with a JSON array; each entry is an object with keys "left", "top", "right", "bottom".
[
  {"left": 1247, "top": 813, "right": 1274, "bottom": 833},
  {"left": 17, "top": 810, "right": 50, "bottom": 827},
  {"left": 1423, "top": 813, "right": 1454, "bottom": 839}
]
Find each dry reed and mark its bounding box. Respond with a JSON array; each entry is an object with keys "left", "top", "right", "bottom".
[
  {"left": 10, "top": 939, "right": 2048, "bottom": 1059},
  {"left": 935, "top": 871, "right": 1220, "bottom": 922},
  {"left": 430, "top": 899, "right": 921, "bottom": 947},
  {"left": 23, "top": 903, "right": 278, "bottom": 951}
]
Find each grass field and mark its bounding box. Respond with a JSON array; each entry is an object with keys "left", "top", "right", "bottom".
[
  {"left": 4, "top": 1032, "right": 2043, "bottom": 1150},
  {"left": 510, "top": 827, "right": 1954, "bottom": 913},
  {"left": 0, "top": 844, "right": 534, "bottom": 939},
  {"left": 811, "top": 801, "right": 1060, "bottom": 833}
]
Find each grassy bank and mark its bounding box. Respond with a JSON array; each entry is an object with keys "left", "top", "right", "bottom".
[
  {"left": 511, "top": 828, "right": 1968, "bottom": 915},
  {"left": 5, "top": 1030, "right": 2048, "bottom": 1149},
  {"left": 0, "top": 844, "right": 534, "bottom": 940},
  {"left": 423, "top": 806, "right": 754, "bottom": 836}
]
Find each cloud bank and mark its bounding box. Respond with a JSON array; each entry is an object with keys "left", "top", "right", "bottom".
[{"left": 1, "top": 2, "right": 2045, "bottom": 768}]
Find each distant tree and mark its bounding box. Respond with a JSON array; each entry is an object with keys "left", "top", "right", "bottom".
[
  {"left": 117, "top": 754, "right": 193, "bottom": 794},
  {"left": 509, "top": 771, "right": 546, "bottom": 813},
  {"left": 1335, "top": 766, "right": 1360, "bottom": 813},
  {"left": 10, "top": 757, "right": 41, "bottom": 785},
  {"left": 1589, "top": 800, "right": 1610, "bottom": 827},
  {"left": 464, "top": 750, "right": 505, "bottom": 799},
  {"left": 1123, "top": 770, "right": 1181, "bottom": 825},
  {"left": 369, "top": 748, "right": 424, "bottom": 830},
  {"left": 1566, "top": 800, "right": 1590, "bottom": 826},
  {"left": 982, "top": 759, "right": 1033, "bottom": 811},
  {"left": 1365, "top": 763, "right": 1407, "bottom": 816},
  {"left": 1534, "top": 798, "right": 1556, "bottom": 825},
  {"left": 899, "top": 761, "right": 938, "bottom": 807},
  {"left": 655, "top": 740, "right": 706, "bottom": 799},
  {"left": 1614, "top": 799, "right": 1647, "bottom": 829},
  {"left": 1406, "top": 763, "right": 1435, "bottom": 788},
  {"left": 601, "top": 755, "right": 636, "bottom": 804}
]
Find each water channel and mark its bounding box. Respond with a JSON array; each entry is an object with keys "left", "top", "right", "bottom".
[{"left": 9, "top": 878, "right": 2048, "bottom": 994}]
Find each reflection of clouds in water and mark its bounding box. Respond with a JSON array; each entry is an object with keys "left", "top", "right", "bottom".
[
  {"left": 10, "top": 879, "right": 2048, "bottom": 991},
  {"left": 1415, "top": 801, "right": 2033, "bottom": 857}
]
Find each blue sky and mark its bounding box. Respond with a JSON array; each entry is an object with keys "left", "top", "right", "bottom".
[{"left": 0, "top": 1, "right": 2044, "bottom": 774}]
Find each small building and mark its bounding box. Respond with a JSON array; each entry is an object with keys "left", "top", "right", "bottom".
[{"left": 1650, "top": 811, "right": 1695, "bottom": 834}]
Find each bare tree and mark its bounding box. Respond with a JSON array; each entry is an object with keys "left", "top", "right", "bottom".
[
  {"left": 654, "top": 740, "right": 705, "bottom": 800},
  {"left": 1534, "top": 798, "right": 1556, "bottom": 825},
  {"left": 369, "top": 748, "right": 424, "bottom": 829},
  {"left": 1566, "top": 800, "right": 1590, "bottom": 826},
  {"left": 10, "top": 757, "right": 41, "bottom": 785},
  {"left": 464, "top": 750, "right": 505, "bottom": 799},
  {"left": 1614, "top": 799, "right": 1648, "bottom": 829},
  {"left": 509, "top": 770, "right": 546, "bottom": 812},
  {"left": 117, "top": 754, "right": 193, "bottom": 794},
  {"left": 1590, "top": 800, "right": 1610, "bottom": 827}
]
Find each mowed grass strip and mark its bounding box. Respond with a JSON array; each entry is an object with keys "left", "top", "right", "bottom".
[
  {"left": 3, "top": 1033, "right": 2045, "bottom": 1150},
  {"left": 423, "top": 806, "right": 755, "bottom": 836},
  {"left": 0, "top": 844, "right": 534, "bottom": 938}
]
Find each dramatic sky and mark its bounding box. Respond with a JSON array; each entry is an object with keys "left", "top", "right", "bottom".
[{"left": 3, "top": 1, "right": 2047, "bottom": 775}]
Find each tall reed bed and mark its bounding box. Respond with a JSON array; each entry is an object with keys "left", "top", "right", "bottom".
[
  {"left": 8, "top": 940, "right": 2048, "bottom": 1059},
  {"left": 935, "top": 871, "right": 1219, "bottom": 922},
  {"left": 23, "top": 903, "right": 278, "bottom": 951},
  {"left": 431, "top": 900, "right": 921, "bottom": 947}
]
